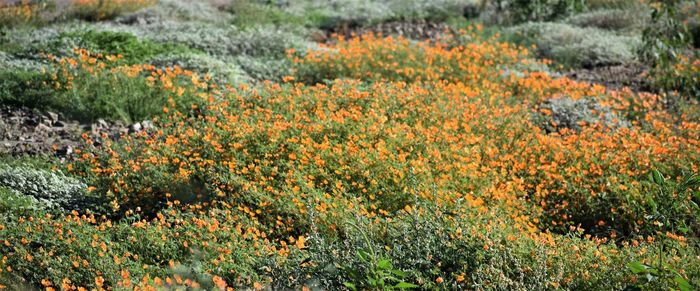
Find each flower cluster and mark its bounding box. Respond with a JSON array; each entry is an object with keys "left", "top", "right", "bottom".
[
  {"left": 0, "top": 0, "right": 49, "bottom": 26},
  {"left": 68, "top": 0, "right": 156, "bottom": 20},
  {"left": 1, "top": 33, "right": 699, "bottom": 290}
]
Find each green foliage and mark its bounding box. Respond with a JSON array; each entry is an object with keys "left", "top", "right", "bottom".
[
  {"left": 638, "top": 1, "right": 699, "bottom": 99},
  {"left": 638, "top": 0, "right": 690, "bottom": 67},
  {"left": 57, "top": 30, "right": 199, "bottom": 64},
  {"left": 628, "top": 239, "right": 695, "bottom": 291},
  {"left": 0, "top": 187, "right": 40, "bottom": 218},
  {"left": 51, "top": 67, "right": 168, "bottom": 123},
  {"left": 0, "top": 69, "right": 53, "bottom": 109},
  {"left": 341, "top": 223, "right": 418, "bottom": 290},
  {"left": 638, "top": 170, "right": 700, "bottom": 236},
  {"left": 230, "top": 0, "right": 307, "bottom": 28}
]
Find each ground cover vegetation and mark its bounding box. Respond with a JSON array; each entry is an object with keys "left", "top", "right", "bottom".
[{"left": 0, "top": 0, "right": 699, "bottom": 290}]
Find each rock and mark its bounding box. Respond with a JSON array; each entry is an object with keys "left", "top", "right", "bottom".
[
  {"left": 35, "top": 123, "right": 51, "bottom": 132},
  {"left": 97, "top": 119, "right": 109, "bottom": 129},
  {"left": 141, "top": 120, "right": 154, "bottom": 130},
  {"left": 130, "top": 122, "right": 142, "bottom": 133},
  {"left": 46, "top": 111, "right": 59, "bottom": 123}
]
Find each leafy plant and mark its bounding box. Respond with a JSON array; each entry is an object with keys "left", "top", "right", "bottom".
[
  {"left": 628, "top": 240, "right": 694, "bottom": 291},
  {"left": 342, "top": 223, "right": 419, "bottom": 290}
]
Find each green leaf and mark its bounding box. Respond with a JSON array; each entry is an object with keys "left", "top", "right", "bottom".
[
  {"left": 357, "top": 250, "right": 371, "bottom": 262},
  {"left": 378, "top": 259, "right": 392, "bottom": 270},
  {"left": 651, "top": 169, "right": 665, "bottom": 185},
  {"left": 628, "top": 261, "right": 647, "bottom": 274},
  {"left": 343, "top": 282, "right": 357, "bottom": 291},
  {"left": 675, "top": 275, "right": 692, "bottom": 291},
  {"left": 391, "top": 269, "right": 406, "bottom": 277},
  {"left": 394, "top": 282, "right": 419, "bottom": 289}
]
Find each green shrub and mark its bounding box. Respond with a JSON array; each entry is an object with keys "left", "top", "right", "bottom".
[
  {"left": 0, "top": 69, "right": 53, "bottom": 109},
  {"left": 272, "top": 203, "right": 700, "bottom": 290},
  {"left": 565, "top": 8, "right": 649, "bottom": 32},
  {"left": 0, "top": 187, "right": 40, "bottom": 218},
  {"left": 56, "top": 30, "right": 200, "bottom": 64},
  {"left": 510, "top": 22, "right": 640, "bottom": 67},
  {"left": 122, "top": 21, "right": 237, "bottom": 56},
  {"left": 44, "top": 49, "right": 208, "bottom": 123},
  {"left": 229, "top": 0, "right": 306, "bottom": 28}
]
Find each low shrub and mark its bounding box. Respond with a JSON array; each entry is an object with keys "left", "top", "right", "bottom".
[
  {"left": 565, "top": 8, "right": 649, "bottom": 32},
  {"left": 124, "top": 21, "right": 235, "bottom": 56},
  {"left": 291, "top": 30, "right": 532, "bottom": 84},
  {"left": 285, "top": 0, "right": 395, "bottom": 29},
  {"left": 651, "top": 55, "right": 700, "bottom": 98},
  {"left": 42, "top": 48, "right": 208, "bottom": 122},
  {"left": 0, "top": 68, "right": 53, "bottom": 109},
  {"left": 479, "top": 0, "right": 587, "bottom": 25},
  {"left": 57, "top": 30, "right": 199, "bottom": 64},
  {"left": 510, "top": 22, "right": 640, "bottom": 67},
  {"left": 117, "top": 0, "right": 233, "bottom": 24},
  {"left": 229, "top": 25, "right": 313, "bottom": 58},
  {"left": 234, "top": 55, "right": 291, "bottom": 82},
  {"left": 534, "top": 96, "right": 630, "bottom": 133},
  {"left": 0, "top": 187, "right": 40, "bottom": 217},
  {"left": 67, "top": 0, "right": 156, "bottom": 21},
  {"left": 0, "top": 0, "right": 51, "bottom": 27},
  {"left": 229, "top": 0, "right": 306, "bottom": 28},
  {"left": 0, "top": 166, "right": 89, "bottom": 212},
  {"left": 388, "top": 0, "right": 479, "bottom": 21},
  {"left": 147, "top": 53, "right": 251, "bottom": 85},
  {"left": 0, "top": 206, "right": 272, "bottom": 289}
]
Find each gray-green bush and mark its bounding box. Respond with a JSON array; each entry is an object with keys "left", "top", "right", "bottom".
[
  {"left": 510, "top": 22, "right": 640, "bottom": 67},
  {"left": 0, "top": 166, "right": 87, "bottom": 212},
  {"left": 565, "top": 8, "right": 649, "bottom": 32}
]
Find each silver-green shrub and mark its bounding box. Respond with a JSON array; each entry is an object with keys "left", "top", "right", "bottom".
[
  {"left": 117, "top": 0, "right": 233, "bottom": 24},
  {"left": 147, "top": 53, "right": 251, "bottom": 84},
  {"left": 286, "top": 0, "right": 394, "bottom": 27},
  {"left": 535, "top": 96, "right": 630, "bottom": 133},
  {"left": 510, "top": 22, "right": 640, "bottom": 67},
  {"left": 565, "top": 8, "right": 648, "bottom": 32},
  {"left": 235, "top": 55, "right": 292, "bottom": 81},
  {"left": 228, "top": 25, "right": 314, "bottom": 57},
  {"left": 0, "top": 166, "right": 87, "bottom": 211}
]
